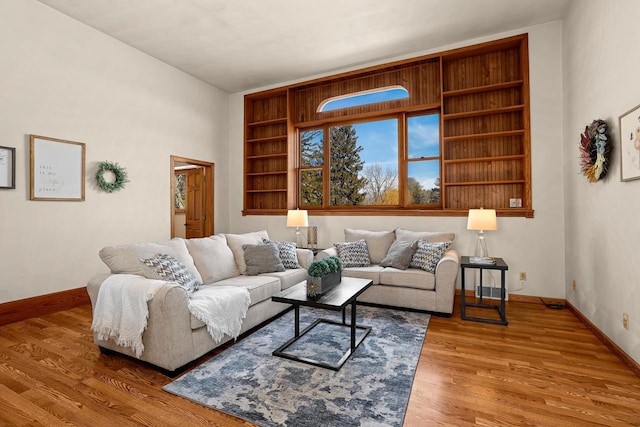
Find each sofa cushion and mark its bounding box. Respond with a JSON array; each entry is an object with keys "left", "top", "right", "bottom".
[
  {"left": 225, "top": 230, "right": 270, "bottom": 275},
  {"left": 395, "top": 228, "right": 455, "bottom": 244},
  {"left": 243, "top": 242, "right": 285, "bottom": 276},
  {"left": 410, "top": 240, "right": 452, "bottom": 273},
  {"left": 99, "top": 238, "right": 203, "bottom": 284},
  {"left": 342, "top": 265, "right": 384, "bottom": 285},
  {"left": 261, "top": 268, "right": 308, "bottom": 290},
  {"left": 380, "top": 239, "right": 418, "bottom": 270},
  {"left": 334, "top": 240, "right": 371, "bottom": 267},
  {"left": 263, "top": 238, "right": 301, "bottom": 269},
  {"left": 186, "top": 235, "right": 240, "bottom": 284},
  {"left": 140, "top": 253, "right": 200, "bottom": 294},
  {"left": 190, "top": 276, "right": 281, "bottom": 329},
  {"left": 379, "top": 267, "right": 436, "bottom": 291},
  {"left": 344, "top": 229, "right": 395, "bottom": 264}
]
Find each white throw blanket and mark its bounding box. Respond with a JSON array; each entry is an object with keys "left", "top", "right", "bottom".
[
  {"left": 188, "top": 285, "right": 251, "bottom": 344},
  {"left": 91, "top": 274, "right": 166, "bottom": 358},
  {"left": 92, "top": 275, "right": 251, "bottom": 358}
]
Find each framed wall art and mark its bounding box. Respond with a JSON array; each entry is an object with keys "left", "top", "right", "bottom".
[
  {"left": 30, "top": 135, "right": 86, "bottom": 201},
  {"left": 619, "top": 103, "right": 640, "bottom": 181},
  {"left": 0, "top": 146, "right": 16, "bottom": 189}
]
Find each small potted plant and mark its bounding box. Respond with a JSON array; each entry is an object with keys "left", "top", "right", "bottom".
[{"left": 306, "top": 256, "right": 342, "bottom": 299}]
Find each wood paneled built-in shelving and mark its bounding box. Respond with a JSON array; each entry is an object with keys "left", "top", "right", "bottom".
[
  {"left": 441, "top": 36, "right": 531, "bottom": 213},
  {"left": 243, "top": 34, "right": 532, "bottom": 216},
  {"left": 244, "top": 90, "right": 291, "bottom": 214}
]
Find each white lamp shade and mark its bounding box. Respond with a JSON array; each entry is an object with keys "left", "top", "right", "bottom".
[
  {"left": 467, "top": 208, "right": 497, "bottom": 231},
  {"left": 286, "top": 209, "right": 308, "bottom": 227}
]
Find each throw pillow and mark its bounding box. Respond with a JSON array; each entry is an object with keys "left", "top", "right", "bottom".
[
  {"left": 224, "top": 230, "right": 270, "bottom": 275},
  {"left": 262, "top": 238, "right": 301, "bottom": 269},
  {"left": 380, "top": 239, "right": 418, "bottom": 270},
  {"left": 334, "top": 240, "right": 371, "bottom": 267},
  {"left": 409, "top": 240, "right": 452, "bottom": 273},
  {"left": 344, "top": 229, "right": 395, "bottom": 264},
  {"left": 140, "top": 253, "right": 201, "bottom": 294},
  {"left": 242, "top": 242, "right": 286, "bottom": 276}
]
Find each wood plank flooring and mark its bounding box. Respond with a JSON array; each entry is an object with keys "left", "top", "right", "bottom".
[{"left": 0, "top": 300, "right": 638, "bottom": 426}]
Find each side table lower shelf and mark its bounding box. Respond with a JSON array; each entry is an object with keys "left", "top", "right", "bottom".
[{"left": 460, "top": 256, "right": 509, "bottom": 325}]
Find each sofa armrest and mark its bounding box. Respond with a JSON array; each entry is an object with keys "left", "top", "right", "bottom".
[
  {"left": 87, "top": 273, "right": 196, "bottom": 371},
  {"left": 296, "top": 248, "right": 314, "bottom": 269},
  {"left": 433, "top": 248, "right": 460, "bottom": 314},
  {"left": 315, "top": 247, "right": 337, "bottom": 260}
]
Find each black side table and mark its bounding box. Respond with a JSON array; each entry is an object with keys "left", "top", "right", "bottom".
[{"left": 460, "top": 256, "right": 509, "bottom": 325}]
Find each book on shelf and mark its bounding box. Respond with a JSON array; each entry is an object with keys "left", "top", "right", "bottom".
[{"left": 470, "top": 256, "right": 496, "bottom": 265}]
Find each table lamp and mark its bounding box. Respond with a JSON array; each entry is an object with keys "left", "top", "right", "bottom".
[
  {"left": 466, "top": 208, "right": 497, "bottom": 258},
  {"left": 286, "top": 209, "right": 308, "bottom": 247}
]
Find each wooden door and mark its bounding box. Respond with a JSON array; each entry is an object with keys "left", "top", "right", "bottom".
[{"left": 185, "top": 167, "right": 205, "bottom": 238}]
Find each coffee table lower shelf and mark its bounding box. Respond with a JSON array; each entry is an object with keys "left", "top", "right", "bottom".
[{"left": 273, "top": 317, "right": 371, "bottom": 371}]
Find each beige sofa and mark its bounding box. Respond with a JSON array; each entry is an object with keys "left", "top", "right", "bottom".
[
  {"left": 87, "top": 230, "right": 312, "bottom": 374},
  {"left": 317, "top": 228, "right": 459, "bottom": 315}
]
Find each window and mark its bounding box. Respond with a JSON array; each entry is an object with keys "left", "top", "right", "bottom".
[
  {"left": 299, "top": 113, "right": 439, "bottom": 209},
  {"left": 317, "top": 86, "right": 409, "bottom": 112}
]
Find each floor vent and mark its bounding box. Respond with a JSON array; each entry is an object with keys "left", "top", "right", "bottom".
[{"left": 475, "top": 285, "right": 508, "bottom": 301}]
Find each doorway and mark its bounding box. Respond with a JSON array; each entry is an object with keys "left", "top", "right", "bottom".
[{"left": 170, "top": 155, "right": 214, "bottom": 239}]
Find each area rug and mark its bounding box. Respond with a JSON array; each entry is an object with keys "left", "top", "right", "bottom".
[{"left": 163, "top": 305, "right": 429, "bottom": 427}]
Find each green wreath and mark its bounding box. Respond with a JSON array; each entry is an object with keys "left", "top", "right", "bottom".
[{"left": 96, "top": 161, "right": 129, "bottom": 192}]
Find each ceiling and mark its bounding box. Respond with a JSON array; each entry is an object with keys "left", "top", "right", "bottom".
[{"left": 37, "top": 0, "right": 571, "bottom": 93}]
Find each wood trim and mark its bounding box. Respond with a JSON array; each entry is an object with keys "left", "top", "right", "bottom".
[
  {"left": 566, "top": 301, "right": 640, "bottom": 378},
  {"left": 0, "top": 287, "right": 89, "bottom": 326},
  {"left": 454, "top": 289, "right": 640, "bottom": 378}
]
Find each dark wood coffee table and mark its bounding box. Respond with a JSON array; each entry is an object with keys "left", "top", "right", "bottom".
[{"left": 271, "top": 277, "right": 373, "bottom": 371}]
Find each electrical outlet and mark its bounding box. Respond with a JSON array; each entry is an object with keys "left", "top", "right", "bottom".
[
  {"left": 623, "top": 313, "right": 630, "bottom": 330},
  {"left": 519, "top": 272, "right": 526, "bottom": 281},
  {"left": 572, "top": 280, "right": 576, "bottom": 291},
  {"left": 509, "top": 198, "right": 523, "bottom": 208}
]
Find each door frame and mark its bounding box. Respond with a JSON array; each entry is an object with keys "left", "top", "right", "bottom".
[{"left": 170, "top": 155, "right": 214, "bottom": 238}]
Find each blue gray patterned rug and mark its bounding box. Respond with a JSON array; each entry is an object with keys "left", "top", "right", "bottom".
[{"left": 163, "top": 305, "right": 429, "bottom": 427}]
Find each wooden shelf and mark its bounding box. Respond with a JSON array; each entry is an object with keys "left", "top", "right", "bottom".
[
  {"left": 444, "top": 154, "right": 525, "bottom": 165},
  {"left": 246, "top": 171, "right": 287, "bottom": 176},
  {"left": 246, "top": 153, "right": 287, "bottom": 160},
  {"left": 442, "top": 80, "right": 523, "bottom": 97},
  {"left": 443, "top": 129, "right": 525, "bottom": 142},
  {"left": 444, "top": 179, "right": 525, "bottom": 187},
  {"left": 443, "top": 105, "right": 524, "bottom": 120},
  {"left": 247, "top": 135, "right": 287, "bottom": 143},
  {"left": 247, "top": 117, "right": 287, "bottom": 127},
  {"left": 246, "top": 188, "right": 288, "bottom": 193}
]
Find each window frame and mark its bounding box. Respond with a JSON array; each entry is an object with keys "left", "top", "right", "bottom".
[{"left": 297, "top": 110, "right": 442, "bottom": 211}]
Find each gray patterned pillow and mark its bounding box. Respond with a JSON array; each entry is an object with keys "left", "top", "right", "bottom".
[
  {"left": 409, "top": 240, "right": 452, "bottom": 273},
  {"left": 243, "top": 242, "right": 286, "bottom": 276},
  {"left": 140, "top": 253, "right": 200, "bottom": 294},
  {"left": 334, "top": 239, "right": 371, "bottom": 267},
  {"left": 380, "top": 239, "right": 418, "bottom": 270},
  {"left": 263, "top": 238, "right": 300, "bottom": 269}
]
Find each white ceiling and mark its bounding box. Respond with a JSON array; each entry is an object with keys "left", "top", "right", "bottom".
[{"left": 37, "top": 0, "right": 571, "bottom": 93}]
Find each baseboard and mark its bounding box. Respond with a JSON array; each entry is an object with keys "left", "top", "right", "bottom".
[
  {"left": 0, "top": 287, "right": 90, "bottom": 326},
  {"left": 454, "top": 289, "right": 640, "bottom": 377},
  {"left": 566, "top": 301, "right": 640, "bottom": 378}
]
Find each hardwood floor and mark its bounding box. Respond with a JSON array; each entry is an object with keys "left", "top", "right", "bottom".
[{"left": 0, "top": 300, "right": 638, "bottom": 426}]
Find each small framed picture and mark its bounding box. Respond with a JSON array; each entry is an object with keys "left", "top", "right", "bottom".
[
  {"left": 0, "top": 146, "right": 16, "bottom": 189},
  {"left": 619, "top": 103, "right": 640, "bottom": 181},
  {"left": 30, "top": 135, "right": 86, "bottom": 201}
]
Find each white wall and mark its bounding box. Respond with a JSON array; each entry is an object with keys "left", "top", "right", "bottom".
[
  {"left": 228, "top": 21, "right": 566, "bottom": 300},
  {"left": 563, "top": 0, "right": 640, "bottom": 363},
  {"left": 0, "top": 1, "right": 229, "bottom": 303}
]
